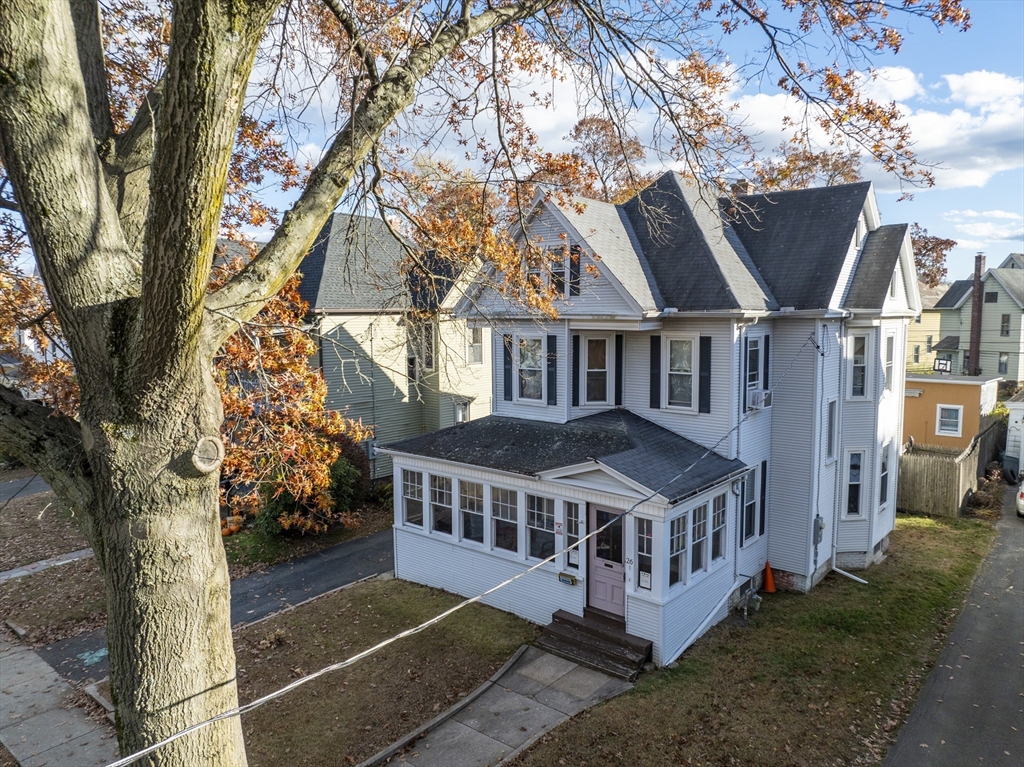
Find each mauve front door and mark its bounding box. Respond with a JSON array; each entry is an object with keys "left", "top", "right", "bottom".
[{"left": 588, "top": 505, "right": 625, "bottom": 617}]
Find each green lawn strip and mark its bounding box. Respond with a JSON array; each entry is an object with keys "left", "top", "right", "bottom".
[
  {"left": 510, "top": 514, "right": 994, "bottom": 767},
  {"left": 236, "top": 578, "right": 540, "bottom": 767}
]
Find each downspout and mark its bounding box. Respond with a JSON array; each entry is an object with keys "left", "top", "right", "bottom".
[{"left": 369, "top": 332, "right": 378, "bottom": 477}]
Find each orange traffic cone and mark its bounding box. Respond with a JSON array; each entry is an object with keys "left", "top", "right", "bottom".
[{"left": 763, "top": 561, "right": 776, "bottom": 593}]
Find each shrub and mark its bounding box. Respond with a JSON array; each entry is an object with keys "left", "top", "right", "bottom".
[
  {"left": 370, "top": 480, "right": 394, "bottom": 508},
  {"left": 332, "top": 435, "right": 371, "bottom": 507},
  {"left": 330, "top": 456, "right": 362, "bottom": 515}
]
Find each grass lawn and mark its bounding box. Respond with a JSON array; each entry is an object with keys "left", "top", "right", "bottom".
[
  {"left": 0, "top": 491, "right": 90, "bottom": 571},
  {"left": 509, "top": 514, "right": 995, "bottom": 767},
  {"left": 236, "top": 578, "right": 539, "bottom": 767}
]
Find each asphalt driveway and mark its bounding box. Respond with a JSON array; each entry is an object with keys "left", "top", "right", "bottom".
[{"left": 884, "top": 485, "right": 1024, "bottom": 766}]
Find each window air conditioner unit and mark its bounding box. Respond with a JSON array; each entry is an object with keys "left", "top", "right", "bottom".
[{"left": 747, "top": 389, "right": 772, "bottom": 410}]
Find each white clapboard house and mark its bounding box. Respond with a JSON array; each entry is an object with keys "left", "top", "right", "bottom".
[{"left": 380, "top": 173, "right": 920, "bottom": 671}]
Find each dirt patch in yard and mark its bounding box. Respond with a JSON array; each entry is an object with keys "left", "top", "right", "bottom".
[
  {"left": 0, "top": 558, "right": 106, "bottom": 645},
  {"left": 509, "top": 514, "right": 994, "bottom": 767},
  {"left": 0, "top": 491, "right": 90, "bottom": 571},
  {"left": 235, "top": 578, "right": 539, "bottom": 767}
]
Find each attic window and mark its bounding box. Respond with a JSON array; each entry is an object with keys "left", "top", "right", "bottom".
[
  {"left": 984, "top": 291, "right": 998, "bottom": 303},
  {"left": 889, "top": 274, "right": 897, "bottom": 299}
]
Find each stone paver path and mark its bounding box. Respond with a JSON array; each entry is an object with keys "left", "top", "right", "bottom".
[
  {"left": 0, "top": 636, "right": 117, "bottom": 767},
  {"left": 385, "top": 646, "right": 632, "bottom": 767}
]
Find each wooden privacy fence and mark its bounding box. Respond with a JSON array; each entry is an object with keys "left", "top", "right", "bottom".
[{"left": 897, "top": 420, "right": 1006, "bottom": 517}]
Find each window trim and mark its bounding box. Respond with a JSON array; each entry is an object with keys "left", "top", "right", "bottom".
[
  {"left": 458, "top": 480, "right": 485, "bottom": 545},
  {"left": 513, "top": 334, "right": 546, "bottom": 404},
  {"left": 525, "top": 494, "right": 556, "bottom": 561},
  {"left": 581, "top": 334, "right": 614, "bottom": 406},
  {"left": 711, "top": 493, "right": 727, "bottom": 562},
  {"left": 843, "top": 449, "right": 866, "bottom": 519},
  {"left": 883, "top": 333, "right": 895, "bottom": 393},
  {"left": 936, "top": 404, "right": 963, "bottom": 438},
  {"left": 636, "top": 516, "right": 653, "bottom": 590},
  {"left": 740, "top": 470, "right": 758, "bottom": 543},
  {"left": 878, "top": 443, "right": 891, "bottom": 510},
  {"left": 1000, "top": 314, "right": 1011, "bottom": 337},
  {"left": 826, "top": 398, "right": 837, "bottom": 463},
  {"left": 401, "top": 469, "right": 424, "bottom": 527},
  {"left": 429, "top": 475, "right": 453, "bottom": 535},
  {"left": 662, "top": 333, "right": 698, "bottom": 411},
  {"left": 491, "top": 486, "right": 520, "bottom": 554},
  {"left": 847, "top": 332, "right": 872, "bottom": 400},
  {"left": 668, "top": 512, "right": 688, "bottom": 587},
  {"left": 467, "top": 326, "right": 484, "bottom": 365},
  {"left": 564, "top": 501, "right": 582, "bottom": 569},
  {"left": 690, "top": 502, "right": 708, "bottom": 575}
]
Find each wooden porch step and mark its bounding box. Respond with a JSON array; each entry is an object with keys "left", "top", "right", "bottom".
[
  {"left": 552, "top": 609, "right": 652, "bottom": 657},
  {"left": 535, "top": 609, "right": 652, "bottom": 681},
  {"left": 535, "top": 633, "right": 641, "bottom": 681},
  {"left": 542, "top": 616, "right": 648, "bottom": 667}
]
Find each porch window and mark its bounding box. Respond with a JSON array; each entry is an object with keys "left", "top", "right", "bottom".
[
  {"left": 565, "top": 502, "right": 582, "bottom": 568},
  {"left": 402, "top": 469, "right": 423, "bottom": 527},
  {"left": 467, "top": 327, "right": 484, "bottom": 364},
  {"left": 517, "top": 337, "right": 544, "bottom": 401},
  {"left": 741, "top": 472, "right": 757, "bottom": 543},
  {"left": 636, "top": 517, "right": 653, "bottom": 589},
  {"left": 492, "top": 487, "right": 519, "bottom": 553},
  {"left": 526, "top": 494, "right": 555, "bottom": 560},
  {"left": 1001, "top": 315, "right": 1010, "bottom": 337},
  {"left": 430, "top": 475, "right": 452, "bottom": 534},
  {"left": 936, "top": 404, "right": 963, "bottom": 438},
  {"left": 666, "top": 337, "right": 694, "bottom": 408},
  {"left": 460, "top": 481, "right": 484, "bottom": 543},
  {"left": 711, "top": 494, "right": 726, "bottom": 561},
  {"left": 850, "top": 335, "right": 868, "bottom": 397},
  {"left": 669, "top": 515, "right": 687, "bottom": 586},
  {"left": 846, "top": 452, "right": 863, "bottom": 516},
  {"left": 879, "top": 445, "right": 890, "bottom": 507},
  {"left": 884, "top": 335, "right": 895, "bottom": 392},
  {"left": 585, "top": 337, "right": 610, "bottom": 404},
  {"left": 691, "top": 502, "right": 708, "bottom": 574}
]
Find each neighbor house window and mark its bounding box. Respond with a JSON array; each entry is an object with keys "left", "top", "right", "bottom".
[
  {"left": 850, "top": 335, "right": 868, "bottom": 397},
  {"left": 407, "top": 355, "right": 418, "bottom": 383},
  {"left": 827, "top": 399, "right": 837, "bottom": 460},
  {"left": 926, "top": 335, "right": 933, "bottom": 353},
  {"left": 936, "top": 405, "right": 963, "bottom": 438},
  {"left": 711, "top": 494, "right": 726, "bottom": 561},
  {"left": 999, "top": 352, "right": 1009, "bottom": 375},
  {"left": 666, "top": 337, "right": 695, "bottom": 408},
  {"left": 460, "top": 481, "right": 484, "bottom": 543},
  {"left": 516, "top": 337, "right": 544, "bottom": 401},
  {"left": 846, "top": 452, "right": 863, "bottom": 516},
  {"left": 1001, "top": 315, "right": 1011, "bottom": 337},
  {"left": 913, "top": 345, "right": 920, "bottom": 364},
  {"left": 454, "top": 400, "right": 470, "bottom": 423},
  {"left": 884, "top": 335, "right": 895, "bottom": 392},
  {"left": 526, "top": 494, "right": 555, "bottom": 560},
  {"left": 565, "top": 502, "right": 582, "bottom": 568},
  {"left": 962, "top": 352, "right": 970, "bottom": 374},
  {"left": 691, "top": 502, "right": 708, "bottom": 574},
  {"left": 402, "top": 470, "right": 423, "bottom": 527},
  {"left": 550, "top": 249, "right": 567, "bottom": 295},
  {"left": 585, "top": 337, "right": 610, "bottom": 404},
  {"left": 984, "top": 291, "right": 998, "bottom": 303},
  {"left": 741, "top": 471, "right": 757, "bottom": 542},
  {"left": 879, "top": 444, "right": 890, "bottom": 507},
  {"left": 636, "top": 517, "right": 653, "bottom": 590},
  {"left": 467, "top": 327, "right": 484, "bottom": 364},
  {"left": 430, "top": 475, "right": 453, "bottom": 534},
  {"left": 669, "top": 515, "right": 687, "bottom": 586},
  {"left": 492, "top": 488, "right": 519, "bottom": 552}
]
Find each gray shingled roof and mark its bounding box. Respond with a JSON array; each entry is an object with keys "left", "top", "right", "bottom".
[
  {"left": 918, "top": 281, "right": 949, "bottom": 311},
  {"left": 933, "top": 335, "right": 961, "bottom": 352},
  {"left": 935, "top": 279, "right": 973, "bottom": 309},
  {"left": 843, "top": 224, "right": 908, "bottom": 310},
  {"left": 725, "top": 182, "right": 872, "bottom": 310},
  {"left": 383, "top": 409, "right": 747, "bottom": 503},
  {"left": 620, "top": 174, "right": 778, "bottom": 312},
  {"left": 298, "top": 213, "right": 412, "bottom": 312}
]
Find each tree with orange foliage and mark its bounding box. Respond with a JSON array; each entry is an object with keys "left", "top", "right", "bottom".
[
  {"left": 567, "top": 116, "right": 652, "bottom": 203},
  {"left": 910, "top": 224, "right": 957, "bottom": 288},
  {"left": 0, "top": 0, "right": 970, "bottom": 762}
]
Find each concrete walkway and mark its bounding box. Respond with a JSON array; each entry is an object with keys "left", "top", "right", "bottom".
[
  {"left": 361, "top": 646, "right": 632, "bottom": 767},
  {"left": 884, "top": 485, "right": 1024, "bottom": 767},
  {"left": 0, "top": 637, "right": 117, "bottom": 767}
]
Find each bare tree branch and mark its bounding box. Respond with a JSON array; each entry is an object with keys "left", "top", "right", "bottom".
[{"left": 322, "top": 0, "right": 379, "bottom": 83}]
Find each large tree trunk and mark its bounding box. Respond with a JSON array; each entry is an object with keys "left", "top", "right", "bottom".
[{"left": 82, "top": 356, "right": 246, "bottom": 764}]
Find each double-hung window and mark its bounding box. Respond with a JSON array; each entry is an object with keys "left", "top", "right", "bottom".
[
  {"left": 879, "top": 445, "right": 890, "bottom": 507},
  {"left": 741, "top": 472, "right": 757, "bottom": 542},
  {"left": 550, "top": 249, "right": 567, "bottom": 295},
  {"left": 666, "top": 337, "right": 695, "bottom": 408},
  {"left": 926, "top": 335, "right": 933, "bottom": 353},
  {"left": 492, "top": 488, "right": 519, "bottom": 553},
  {"left": 636, "top": 518, "right": 653, "bottom": 589},
  {"left": 669, "top": 515, "right": 687, "bottom": 586},
  {"left": 913, "top": 345, "right": 920, "bottom": 364},
  {"left": 691, "top": 503, "right": 708, "bottom": 574},
  {"left": 402, "top": 470, "right": 423, "bottom": 527},
  {"left": 526, "top": 495, "right": 555, "bottom": 559},
  {"left": 467, "top": 327, "right": 484, "bottom": 364},
  {"left": 711, "top": 494, "right": 726, "bottom": 561},
  {"left": 430, "top": 475, "right": 452, "bottom": 534},
  {"left": 846, "top": 452, "right": 863, "bottom": 516},
  {"left": 460, "top": 481, "right": 484, "bottom": 543},
  {"left": 999, "top": 352, "right": 1009, "bottom": 375},
  {"left": 884, "top": 334, "right": 895, "bottom": 392},
  {"left": 745, "top": 334, "right": 771, "bottom": 408},
  {"left": 1001, "top": 315, "right": 1011, "bottom": 337},
  {"left": 584, "top": 337, "right": 610, "bottom": 404},
  {"left": 850, "top": 334, "right": 868, "bottom": 397},
  {"left": 517, "top": 337, "right": 544, "bottom": 401},
  {"left": 936, "top": 405, "right": 963, "bottom": 437},
  {"left": 565, "top": 502, "right": 582, "bottom": 568}
]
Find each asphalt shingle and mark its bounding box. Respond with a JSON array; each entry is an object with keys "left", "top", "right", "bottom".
[
  {"left": 843, "top": 224, "right": 908, "bottom": 310},
  {"left": 934, "top": 279, "right": 973, "bottom": 309}
]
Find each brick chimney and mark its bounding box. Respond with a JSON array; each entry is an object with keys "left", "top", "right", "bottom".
[
  {"left": 730, "top": 179, "right": 755, "bottom": 196},
  {"left": 968, "top": 252, "right": 985, "bottom": 376}
]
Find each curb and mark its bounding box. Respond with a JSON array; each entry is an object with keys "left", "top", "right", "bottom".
[
  {"left": 84, "top": 679, "right": 116, "bottom": 725},
  {"left": 354, "top": 644, "right": 531, "bottom": 767},
  {"left": 0, "top": 547, "right": 94, "bottom": 583}
]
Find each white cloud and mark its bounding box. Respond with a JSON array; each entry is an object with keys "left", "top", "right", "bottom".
[
  {"left": 944, "top": 70, "right": 1023, "bottom": 112},
  {"left": 862, "top": 66, "right": 925, "bottom": 103},
  {"left": 943, "top": 209, "right": 1024, "bottom": 242},
  {"left": 946, "top": 209, "right": 1022, "bottom": 220}
]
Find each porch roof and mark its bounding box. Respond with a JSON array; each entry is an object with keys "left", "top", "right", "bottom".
[
  {"left": 382, "top": 409, "right": 748, "bottom": 504},
  {"left": 933, "top": 335, "right": 961, "bottom": 352}
]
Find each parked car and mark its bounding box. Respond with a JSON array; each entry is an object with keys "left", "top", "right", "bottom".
[{"left": 1016, "top": 479, "right": 1024, "bottom": 518}]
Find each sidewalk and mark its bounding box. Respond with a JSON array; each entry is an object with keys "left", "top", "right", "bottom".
[
  {"left": 0, "top": 636, "right": 117, "bottom": 767},
  {"left": 359, "top": 645, "right": 633, "bottom": 767},
  {"left": 884, "top": 485, "right": 1024, "bottom": 766}
]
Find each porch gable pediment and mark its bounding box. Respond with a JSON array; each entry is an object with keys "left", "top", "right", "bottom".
[{"left": 537, "top": 462, "right": 660, "bottom": 501}]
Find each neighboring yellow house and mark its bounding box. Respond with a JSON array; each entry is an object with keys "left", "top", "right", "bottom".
[
  {"left": 903, "top": 373, "right": 1002, "bottom": 451},
  {"left": 906, "top": 281, "right": 948, "bottom": 374}
]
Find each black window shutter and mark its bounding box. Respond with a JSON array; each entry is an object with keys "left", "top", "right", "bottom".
[
  {"left": 615, "top": 334, "right": 624, "bottom": 406},
  {"left": 502, "top": 334, "right": 513, "bottom": 401},
  {"left": 763, "top": 335, "right": 771, "bottom": 391},
  {"left": 759, "top": 460, "right": 767, "bottom": 536},
  {"left": 698, "top": 336, "right": 712, "bottom": 413},
  {"left": 649, "top": 335, "right": 661, "bottom": 409},
  {"left": 571, "top": 334, "right": 580, "bottom": 407},
  {"left": 742, "top": 336, "right": 749, "bottom": 413},
  {"left": 546, "top": 335, "right": 557, "bottom": 406},
  {"left": 569, "top": 245, "right": 581, "bottom": 296}
]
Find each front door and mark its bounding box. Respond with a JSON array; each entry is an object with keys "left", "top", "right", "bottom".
[{"left": 588, "top": 506, "right": 625, "bottom": 617}]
